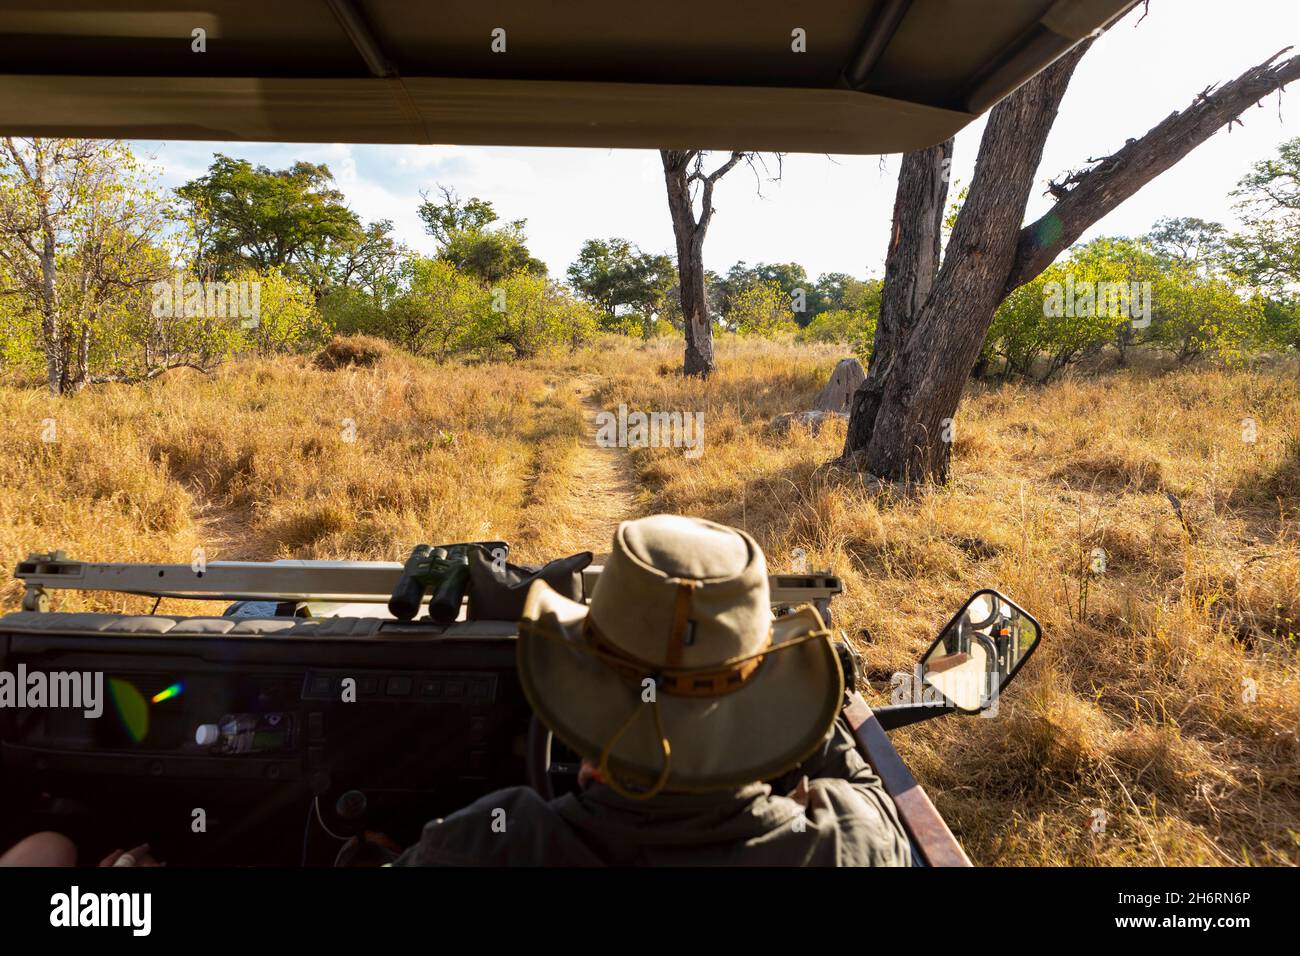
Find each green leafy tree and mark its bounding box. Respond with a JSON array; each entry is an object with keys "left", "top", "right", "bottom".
[
  {"left": 0, "top": 138, "right": 173, "bottom": 392},
  {"left": 797, "top": 308, "right": 878, "bottom": 359},
  {"left": 1229, "top": 137, "right": 1300, "bottom": 293},
  {"left": 729, "top": 280, "right": 798, "bottom": 337},
  {"left": 320, "top": 219, "right": 406, "bottom": 300},
  {"left": 1147, "top": 216, "right": 1229, "bottom": 270},
  {"left": 418, "top": 185, "right": 545, "bottom": 284},
  {"left": 317, "top": 284, "right": 386, "bottom": 340},
  {"left": 566, "top": 237, "right": 676, "bottom": 336},
  {"left": 1080, "top": 236, "right": 1165, "bottom": 365},
  {"left": 130, "top": 270, "right": 246, "bottom": 377},
  {"left": 718, "top": 261, "right": 811, "bottom": 324},
  {"left": 480, "top": 273, "right": 598, "bottom": 359},
  {"left": 239, "top": 268, "right": 330, "bottom": 357},
  {"left": 0, "top": 251, "right": 41, "bottom": 374},
  {"left": 986, "top": 272, "right": 1057, "bottom": 379},
  {"left": 175, "top": 155, "right": 363, "bottom": 288},
  {"left": 812, "top": 273, "right": 883, "bottom": 317},
  {"left": 988, "top": 238, "right": 1146, "bottom": 381},
  {"left": 1258, "top": 295, "right": 1299, "bottom": 351},
  {"left": 1149, "top": 264, "right": 1262, "bottom": 364},
  {"left": 417, "top": 186, "right": 500, "bottom": 243},
  {"left": 387, "top": 257, "right": 489, "bottom": 359},
  {"left": 986, "top": 235, "right": 1260, "bottom": 377},
  {"left": 438, "top": 227, "right": 546, "bottom": 285}
]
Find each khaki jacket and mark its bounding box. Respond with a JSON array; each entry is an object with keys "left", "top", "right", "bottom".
[{"left": 394, "top": 720, "right": 912, "bottom": 867}]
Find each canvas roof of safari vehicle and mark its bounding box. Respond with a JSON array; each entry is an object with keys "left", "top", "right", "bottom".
[{"left": 0, "top": 0, "right": 1134, "bottom": 153}]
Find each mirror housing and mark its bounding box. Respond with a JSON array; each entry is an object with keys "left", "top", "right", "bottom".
[
  {"left": 872, "top": 590, "right": 1041, "bottom": 731},
  {"left": 920, "top": 589, "right": 1041, "bottom": 713}
]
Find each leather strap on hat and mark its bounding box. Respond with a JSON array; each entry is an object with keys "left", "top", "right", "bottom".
[
  {"left": 663, "top": 578, "right": 699, "bottom": 669},
  {"left": 582, "top": 617, "right": 773, "bottom": 699}
]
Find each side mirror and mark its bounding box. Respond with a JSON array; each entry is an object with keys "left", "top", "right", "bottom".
[{"left": 920, "top": 590, "right": 1041, "bottom": 713}]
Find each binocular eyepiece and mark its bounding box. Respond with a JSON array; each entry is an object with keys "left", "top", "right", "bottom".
[{"left": 387, "top": 541, "right": 507, "bottom": 624}]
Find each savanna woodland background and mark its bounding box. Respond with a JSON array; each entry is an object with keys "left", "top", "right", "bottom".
[{"left": 1, "top": 16, "right": 1298, "bottom": 865}]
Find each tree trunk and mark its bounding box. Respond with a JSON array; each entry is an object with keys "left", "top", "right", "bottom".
[
  {"left": 662, "top": 151, "right": 714, "bottom": 376},
  {"left": 38, "top": 199, "right": 61, "bottom": 396},
  {"left": 661, "top": 149, "right": 751, "bottom": 377},
  {"left": 843, "top": 137, "right": 952, "bottom": 458},
  {"left": 845, "top": 45, "right": 1087, "bottom": 482},
  {"left": 70, "top": 326, "right": 91, "bottom": 393},
  {"left": 843, "top": 39, "right": 1300, "bottom": 484}
]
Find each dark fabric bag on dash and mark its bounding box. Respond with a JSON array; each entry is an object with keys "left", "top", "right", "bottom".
[{"left": 466, "top": 547, "right": 593, "bottom": 621}]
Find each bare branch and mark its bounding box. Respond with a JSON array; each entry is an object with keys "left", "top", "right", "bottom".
[
  {"left": 1006, "top": 47, "right": 1300, "bottom": 293},
  {"left": 88, "top": 361, "right": 215, "bottom": 386}
]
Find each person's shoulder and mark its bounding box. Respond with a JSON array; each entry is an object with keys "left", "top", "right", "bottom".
[
  {"left": 399, "top": 786, "right": 550, "bottom": 865},
  {"left": 395, "top": 786, "right": 596, "bottom": 866},
  {"left": 806, "top": 777, "right": 913, "bottom": 867}
]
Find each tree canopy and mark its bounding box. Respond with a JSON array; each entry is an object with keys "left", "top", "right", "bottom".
[
  {"left": 175, "top": 155, "right": 366, "bottom": 289},
  {"left": 1229, "top": 137, "right": 1300, "bottom": 294},
  {"left": 418, "top": 185, "right": 546, "bottom": 284},
  {"left": 567, "top": 237, "right": 675, "bottom": 334}
]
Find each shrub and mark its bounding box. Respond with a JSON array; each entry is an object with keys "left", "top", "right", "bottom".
[
  {"left": 478, "top": 272, "right": 600, "bottom": 359},
  {"left": 314, "top": 334, "right": 391, "bottom": 370},
  {"left": 797, "top": 308, "right": 877, "bottom": 359},
  {"left": 1149, "top": 267, "right": 1262, "bottom": 364},
  {"left": 0, "top": 298, "right": 45, "bottom": 378},
  {"left": 1258, "top": 295, "right": 1299, "bottom": 352},
  {"left": 729, "top": 280, "right": 798, "bottom": 337},
  {"left": 238, "top": 268, "right": 331, "bottom": 357},
  {"left": 386, "top": 258, "right": 489, "bottom": 358},
  {"left": 318, "top": 286, "right": 389, "bottom": 339},
  {"left": 989, "top": 238, "right": 1161, "bottom": 381}
]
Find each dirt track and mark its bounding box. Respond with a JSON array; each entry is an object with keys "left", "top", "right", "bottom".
[{"left": 556, "top": 380, "right": 643, "bottom": 560}]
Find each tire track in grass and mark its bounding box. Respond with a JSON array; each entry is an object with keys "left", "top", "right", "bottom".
[{"left": 511, "top": 375, "right": 642, "bottom": 562}]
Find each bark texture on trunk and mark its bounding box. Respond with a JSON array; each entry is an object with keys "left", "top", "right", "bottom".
[
  {"left": 35, "top": 154, "right": 62, "bottom": 396},
  {"left": 843, "top": 137, "right": 952, "bottom": 457},
  {"left": 39, "top": 226, "right": 60, "bottom": 395},
  {"left": 844, "top": 44, "right": 1088, "bottom": 482},
  {"left": 661, "top": 149, "right": 747, "bottom": 378},
  {"left": 663, "top": 152, "right": 713, "bottom": 376},
  {"left": 843, "top": 40, "right": 1300, "bottom": 484}
]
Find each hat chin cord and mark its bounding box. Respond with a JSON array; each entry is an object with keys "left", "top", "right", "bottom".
[{"left": 597, "top": 695, "right": 673, "bottom": 801}]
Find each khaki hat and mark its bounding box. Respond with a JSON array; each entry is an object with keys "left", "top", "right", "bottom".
[{"left": 518, "top": 514, "right": 843, "bottom": 798}]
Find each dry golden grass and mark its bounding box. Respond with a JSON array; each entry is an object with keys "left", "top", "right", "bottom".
[
  {"left": 0, "top": 345, "right": 602, "bottom": 615},
  {"left": 1, "top": 334, "right": 1296, "bottom": 865},
  {"left": 597, "top": 337, "right": 1299, "bottom": 866}
]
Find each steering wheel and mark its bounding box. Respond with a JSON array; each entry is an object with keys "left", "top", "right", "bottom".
[{"left": 526, "top": 714, "right": 556, "bottom": 800}]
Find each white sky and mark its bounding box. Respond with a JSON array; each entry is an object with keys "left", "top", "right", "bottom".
[{"left": 134, "top": 0, "right": 1300, "bottom": 282}]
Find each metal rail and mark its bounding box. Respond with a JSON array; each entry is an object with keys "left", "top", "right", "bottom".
[{"left": 14, "top": 552, "right": 841, "bottom": 613}]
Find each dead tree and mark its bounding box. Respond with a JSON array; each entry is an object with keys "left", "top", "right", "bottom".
[{"left": 661, "top": 150, "right": 777, "bottom": 377}]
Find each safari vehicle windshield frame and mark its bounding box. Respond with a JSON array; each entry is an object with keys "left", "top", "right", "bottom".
[{"left": 0, "top": 0, "right": 1134, "bottom": 871}]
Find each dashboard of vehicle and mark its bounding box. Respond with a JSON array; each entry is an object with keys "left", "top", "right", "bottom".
[{"left": 0, "top": 616, "right": 536, "bottom": 865}]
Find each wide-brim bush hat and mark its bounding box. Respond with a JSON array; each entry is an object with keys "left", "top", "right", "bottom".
[{"left": 518, "top": 514, "right": 843, "bottom": 797}]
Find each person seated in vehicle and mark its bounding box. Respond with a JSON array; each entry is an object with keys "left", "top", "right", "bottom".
[{"left": 394, "top": 514, "right": 910, "bottom": 867}]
